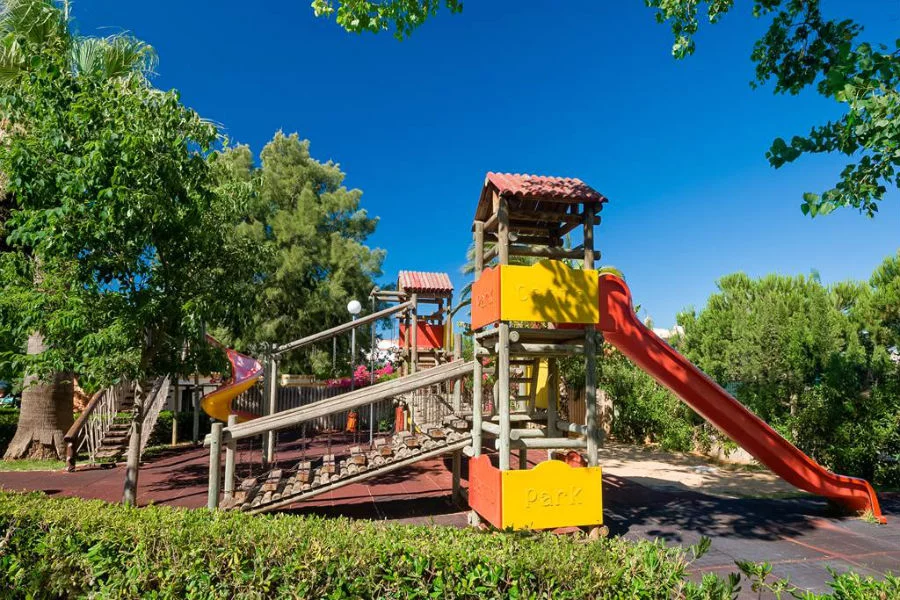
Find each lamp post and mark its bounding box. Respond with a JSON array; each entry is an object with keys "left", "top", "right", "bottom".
[
  {"left": 347, "top": 300, "right": 362, "bottom": 392},
  {"left": 347, "top": 299, "right": 362, "bottom": 444}
]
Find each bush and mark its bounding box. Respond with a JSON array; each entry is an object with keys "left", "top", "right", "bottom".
[
  {"left": 0, "top": 409, "right": 18, "bottom": 456},
  {"left": 148, "top": 410, "right": 212, "bottom": 447},
  {"left": 0, "top": 492, "right": 730, "bottom": 599},
  {"left": 0, "top": 492, "right": 895, "bottom": 599}
]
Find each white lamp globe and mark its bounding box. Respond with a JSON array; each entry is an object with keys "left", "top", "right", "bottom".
[{"left": 347, "top": 299, "right": 362, "bottom": 316}]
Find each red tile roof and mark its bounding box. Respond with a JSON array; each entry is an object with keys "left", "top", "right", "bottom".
[
  {"left": 398, "top": 271, "right": 454, "bottom": 295},
  {"left": 475, "top": 172, "right": 607, "bottom": 222},
  {"left": 486, "top": 173, "right": 606, "bottom": 204}
]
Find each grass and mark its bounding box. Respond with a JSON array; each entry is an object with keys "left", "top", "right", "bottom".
[{"left": 0, "top": 458, "right": 66, "bottom": 471}]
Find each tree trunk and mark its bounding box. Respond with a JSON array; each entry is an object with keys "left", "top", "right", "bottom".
[
  {"left": 123, "top": 379, "right": 150, "bottom": 506},
  {"left": 3, "top": 331, "right": 74, "bottom": 460}
]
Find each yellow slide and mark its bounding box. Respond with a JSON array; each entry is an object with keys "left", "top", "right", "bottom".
[{"left": 200, "top": 336, "right": 264, "bottom": 423}]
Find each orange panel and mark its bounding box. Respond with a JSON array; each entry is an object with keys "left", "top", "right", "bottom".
[
  {"left": 471, "top": 267, "right": 501, "bottom": 331},
  {"left": 399, "top": 322, "right": 445, "bottom": 349},
  {"left": 468, "top": 455, "right": 502, "bottom": 528}
]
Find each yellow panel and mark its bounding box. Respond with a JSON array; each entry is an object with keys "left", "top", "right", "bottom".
[
  {"left": 499, "top": 260, "right": 598, "bottom": 325},
  {"left": 501, "top": 460, "right": 603, "bottom": 530},
  {"left": 532, "top": 360, "right": 549, "bottom": 409}
]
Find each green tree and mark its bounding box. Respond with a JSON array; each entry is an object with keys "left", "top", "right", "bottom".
[
  {"left": 216, "top": 133, "right": 385, "bottom": 377},
  {"left": 0, "top": 1, "right": 258, "bottom": 459},
  {"left": 677, "top": 273, "right": 848, "bottom": 432},
  {"left": 311, "top": 0, "right": 461, "bottom": 39},
  {"left": 677, "top": 265, "right": 900, "bottom": 484},
  {"left": 315, "top": 1, "right": 899, "bottom": 218}
]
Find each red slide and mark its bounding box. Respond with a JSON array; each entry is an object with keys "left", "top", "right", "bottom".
[{"left": 597, "top": 274, "right": 885, "bottom": 523}]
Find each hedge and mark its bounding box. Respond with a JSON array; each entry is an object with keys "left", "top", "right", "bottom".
[
  {"left": 0, "top": 493, "right": 896, "bottom": 599},
  {"left": 0, "top": 492, "right": 724, "bottom": 599},
  {"left": 148, "top": 410, "right": 213, "bottom": 447},
  {"left": 0, "top": 409, "right": 18, "bottom": 456}
]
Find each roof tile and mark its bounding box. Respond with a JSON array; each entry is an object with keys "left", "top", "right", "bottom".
[{"left": 398, "top": 271, "right": 454, "bottom": 295}]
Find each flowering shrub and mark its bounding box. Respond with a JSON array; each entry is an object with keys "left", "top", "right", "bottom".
[{"left": 326, "top": 363, "right": 396, "bottom": 389}]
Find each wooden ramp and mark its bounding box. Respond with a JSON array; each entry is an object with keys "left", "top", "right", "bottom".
[
  {"left": 223, "top": 422, "right": 471, "bottom": 514},
  {"left": 211, "top": 359, "right": 476, "bottom": 515}
]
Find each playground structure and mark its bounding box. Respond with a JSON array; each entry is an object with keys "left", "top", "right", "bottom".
[{"left": 204, "top": 172, "right": 885, "bottom": 526}]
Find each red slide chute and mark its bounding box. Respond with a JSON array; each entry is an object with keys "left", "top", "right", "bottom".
[{"left": 597, "top": 274, "right": 885, "bottom": 523}]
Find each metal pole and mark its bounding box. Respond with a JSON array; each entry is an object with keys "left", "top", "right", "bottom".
[
  {"left": 350, "top": 315, "right": 357, "bottom": 392},
  {"left": 370, "top": 298, "right": 376, "bottom": 445},
  {"left": 224, "top": 414, "right": 237, "bottom": 501},
  {"left": 207, "top": 422, "right": 223, "bottom": 510}
]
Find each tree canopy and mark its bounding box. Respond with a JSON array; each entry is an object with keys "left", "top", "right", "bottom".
[
  {"left": 0, "top": 1, "right": 260, "bottom": 392},
  {"left": 214, "top": 133, "right": 385, "bottom": 378},
  {"left": 673, "top": 257, "right": 900, "bottom": 484},
  {"left": 314, "top": 0, "right": 899, "bottom": 218}
]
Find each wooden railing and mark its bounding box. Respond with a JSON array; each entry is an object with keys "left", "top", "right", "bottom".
[
  {"left": 138, "top": 376, "right": 171, "bottom": 457},
  {"left": 64, "top": 381, "right": 133, "bottom": 471}
]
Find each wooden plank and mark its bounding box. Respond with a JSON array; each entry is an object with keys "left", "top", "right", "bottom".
[
  {"left": 508, "top": 244, "right": 584, "bottom": 260},
  {"left": 249, "top": 437, "right": 471, "bottom": 514}
]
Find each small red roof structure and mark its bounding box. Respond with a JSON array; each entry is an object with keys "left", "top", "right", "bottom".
[
  {"left": 475, "top": 172, "right": 607, "bottom": 222},
  {"left": 398, "top": 271, "right": 454, "bottom": 296}
]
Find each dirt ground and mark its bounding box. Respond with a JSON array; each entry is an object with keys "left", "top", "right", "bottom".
[{"left": 597, "top": 442, "right": 801, "bottom": 499}]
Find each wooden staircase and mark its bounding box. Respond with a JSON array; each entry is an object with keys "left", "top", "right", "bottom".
[
  {"left": 88, "top": 390, "right": 136, "bottom": 462},
  {"left": 223, "top": 417, "right": 471, "bottom": 514},
  {"left": 65, "top": 376, "right": 172, "bottom": 469}
]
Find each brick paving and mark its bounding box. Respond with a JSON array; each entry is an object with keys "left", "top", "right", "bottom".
[{"left": 0, "top": 437, "right": 896, "bottom": 596}]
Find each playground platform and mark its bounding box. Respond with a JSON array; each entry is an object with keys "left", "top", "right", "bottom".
[{"left": 0, "top": 438, "right": 897, "bottom": 595}]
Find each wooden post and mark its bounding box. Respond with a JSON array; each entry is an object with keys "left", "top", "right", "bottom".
[
  {"left": 192, "top": 372, "right": 200, "bottom": 444},
  {"left": 547, "top": 359, "right": 559, "bottom": 460},
  {"left": 583, "top": 202, "right": 599, "bottom": 467},
  {"left": 452, "top": 333, "right": 462, "bottom": 412},
  {"left": 451, "top": 332, "right": 463, "bottom": 504},
  {"left": 410, "top": 293, "right": 418, "bottom": 374},
  {"left": 224, "top": 414, "right": 237, "bottom": 502},
  {"left": 497, "top": 197, "right": 511, "bottom": 471},
  {"left": 171, "top": 377, "right": 179, "bottom": 446},
  {"left": 265, "top": 355, "right": 278, "bottom": 464},
  {"left": 260, "top": 348, "right": 271, "bottom": 468},
  {"left": 497, "top": 198, "right": 510, "bottom": 265},
  {"left": 207, "top": 421, "right": 223, "bottom": 510},
  {"left": 474, "top": 221, "right": 485, "bottom": 275}
]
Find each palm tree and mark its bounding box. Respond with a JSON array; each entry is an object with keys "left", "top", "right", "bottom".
[{"left": 0, "top": 0, "right": 156, "bottom": 459}]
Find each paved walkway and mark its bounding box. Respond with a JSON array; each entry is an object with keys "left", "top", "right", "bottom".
[{"left": 0, "top": 438, "right": 896, "bottom": 596}]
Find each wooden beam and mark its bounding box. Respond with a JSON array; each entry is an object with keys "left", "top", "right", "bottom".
[
  {"left": 504, "top": 437, "right": 588, "bottom": 450},
  {"left": 506, "top": 342, "right": 585, "bottom": 356},
  {"left": 508, "top": 244, "right": 584, "bottom": 260},
  {"left": 508, "top": 210, "right": 586, "bottom": 224},
  {"left": 275, "top": 301, "right": 413, "bottom": 355}
]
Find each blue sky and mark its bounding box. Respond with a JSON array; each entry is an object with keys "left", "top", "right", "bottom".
[{"left": 76, "top": 1, "right": 899, "bottom": 327}]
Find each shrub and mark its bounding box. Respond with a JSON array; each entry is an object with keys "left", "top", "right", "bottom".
[
  {"left": 0, "top": 492, "right": 894, "bottom": 598},
  {"left": 0, "top": 492, "right": 732, "bottom": 599},
  {"left": 0, "top": 409, "right": 18, "bottom": 456},
  {"left": 148, "top": 410, "right": 212, "bottom": 447}
]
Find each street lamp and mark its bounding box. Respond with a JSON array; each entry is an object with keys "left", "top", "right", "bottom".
[
  {"left": 347, "top": 300, "right": 362, "bottom": 393},
  {"left": 347, "top": 299, "right": 364, "bottom": 443}
]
